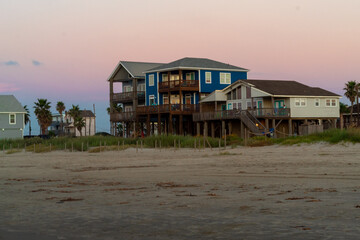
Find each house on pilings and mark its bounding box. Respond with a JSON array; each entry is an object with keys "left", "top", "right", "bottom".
[{"left": 194, "top": 79, "right": 341, "bottom": 138}]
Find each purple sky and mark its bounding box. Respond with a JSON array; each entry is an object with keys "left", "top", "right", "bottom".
[{"left": 1, "top": 0, "right": 359, "bottom": 134}]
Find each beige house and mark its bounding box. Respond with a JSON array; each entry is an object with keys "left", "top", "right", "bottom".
[
  {"left": 64, "top": 110, "right": 96, "bottom": 136},
  {"left": 194, "top": 79, "right": 341, "bottom": 137}
]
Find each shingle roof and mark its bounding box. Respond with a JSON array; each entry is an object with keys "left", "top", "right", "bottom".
[
  {"left": 108, "top": 61, "right": 164, "bottom": 80},
  {"left": 146, "top": 57, "right": 249, "bottom": 72},
  {"left": 245, "top": 79, "right": 340, "bottom": 97},
  {"left": 0, "top": 95, "right": 26, "bottom": 113},
  {"left": 80, "top": 110, "right": 95, "bottom": 118}
]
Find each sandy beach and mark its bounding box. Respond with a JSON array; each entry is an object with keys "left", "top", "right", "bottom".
[{"left": 0, "top": 144, "right": 359, "bottom": 239}]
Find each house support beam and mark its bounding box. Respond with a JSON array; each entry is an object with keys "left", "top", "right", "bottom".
[
  {"left": 146, "top": 115, "right": 151, "bottom": 137},
  {"left": 272, "top": 119, "right": 277, "bottom": 138},
  {"left": 265, "top": 119, "right": 269, "bottom": 130},
  {"left": 179, "top": 115, "right": 183, "bottom": 135},
  {"left": 204, "top": 121, "right": 208, "bottom": 137},
  {"left": 211, "top": 122, "right": 215, "bottom": 138},
  {"left": 197, "top": 122, "right": 201, "bottom": 136},
  {"left": 240, "top": 120, "right": 245, "bottom": 139},
  {"left": 228, "top": 122, "right": 232, "bottom": 135},
  {"left": 169, "top": 114, "right": 173, "bottom": 135},
  {"left": 222, "top": 120, "right": 225, "bottom": 138},
  {"left": 288, "top": 119, "right": 292, "bottom": 136},
  {"left": 158, "top": 114, "right": 161, "bottom": 135}
]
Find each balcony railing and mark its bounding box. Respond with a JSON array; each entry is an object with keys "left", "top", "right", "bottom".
[
  {"left": 193, "top": 108, "right": 290, "bottom": 121},
  {"left": 112, "top": 91, "right": 145, "bottom": 103},
  {"left": 158, "top": 80, "right": 199, "bottom": 92},
  {"left": 137, "top": 104, "right": 199, "bottom": 114},
  {"left": 110, "top": 112, "right": 136, "bottom": 122}
]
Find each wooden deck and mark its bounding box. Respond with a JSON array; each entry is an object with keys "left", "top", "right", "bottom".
[
  {"left": 158, "top": 80, "right": 199, "bottom": 92},
  {"left": 110, "top": 112, "right": 136, "bottom": 122},
  {"left": 112, "top": 91, "right": 145, "bottom": 103},
  {"left": 137, "top": 104, "right": 199, "bottom": 115},
  {"left": 193, "top": 108, "right": 290, "bottom": 121}
]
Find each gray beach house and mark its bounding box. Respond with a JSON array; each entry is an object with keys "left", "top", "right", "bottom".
[{"left": 0, "top": 95, "right": 26, "bottom": 140}]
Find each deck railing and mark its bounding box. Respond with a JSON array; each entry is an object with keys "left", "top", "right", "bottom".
[
  {"left": 193, "top": 108, "right": 290, "bottom": 121},
  {"left": 110, "top": 112, "right": 136, "bottom": 121},
  {"left": 159, "top": 80, "right": 199, "bottom": 91},
  {"left": 112, "top": 91, "right": 145, "bottom": 102},
  {"left": 137, "top": 104, "right": 199, "bottom": 114}
]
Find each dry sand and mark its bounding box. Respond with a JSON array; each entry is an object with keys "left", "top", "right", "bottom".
[{"left": 0, "top": 143, "right": 359, "bottom": 239}]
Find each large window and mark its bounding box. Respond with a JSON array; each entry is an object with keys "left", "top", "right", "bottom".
[
  {"left": 295, "top": 98, "right": 306, "bottom": 107},
  {"left": 162, "top": 74, "right": 168, "bottom": 82},
  {"left": 236, "top": 87, "right": 242, "bottom": 99},
  {"left": 220, "top": 73, "right": 231, "bottom": 84},
  {"left": 149, "top": 74, "right": 155, "bottom": 86},
  {"left": 326, "top": 99, "right": 337, "bottom": 107},
  {"left": 163, "top": 94, "right": 169, "bottom": 104},
  {"left": 205, "top": 72, "right": 212, "bottom": 84},
  {"left": 9, "top": 114, "right": 16, "bottom": 124},
  {"left": 246, "top": 87, "right": 251, "bottom": 98},
  {"left": 186, "top": 72, "right": 195, "bottom": 80}
]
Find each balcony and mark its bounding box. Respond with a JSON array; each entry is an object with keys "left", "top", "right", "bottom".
[
  {"left": 112, "top": 91, "right": 145, "bottom": 103},
  {"left": 137, "top": 104, "right": 199, "bottom": 115},
  {"left": 158, "top": 80, "right": 199, "bottom": 92},
  {"left": 193, "top": 108, "right": 290, "bottom": 121},
  {"left": 110, "top": 112, "right": 136, "bottom": 122}
]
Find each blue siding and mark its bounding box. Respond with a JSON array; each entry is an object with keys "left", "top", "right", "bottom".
[
  {"left": 199, "top": 70, "right": 247, "bottom": 93},
  {"left": 145, "top": 73, "right": 158, "bottom": 105}
]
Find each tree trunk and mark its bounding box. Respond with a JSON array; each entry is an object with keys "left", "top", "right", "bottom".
[
  {"left": 350, "top": 101, "right": 354, "bottom": 126},
  {"left": 357, "top": 96, "right": 359, "bottom": 127}
]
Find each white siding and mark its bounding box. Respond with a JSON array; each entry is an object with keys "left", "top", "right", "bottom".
[{"left": 290, "top": 97, "right": 340, "bottom": 118}]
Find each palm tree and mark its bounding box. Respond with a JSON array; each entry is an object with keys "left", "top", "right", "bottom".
[
  {"left": 68, "top": 105, "right": 82, "bottom": 136},
  {"left": 107, "top": 103, "right": 123, "bottom": 114},
  {"left": 24, "top": 105, "right": 31, "bottom": 136},
  {"left": 56, "top": 101, "right": 66, "bottom": 135},
  {"left": 33, "top": 99, "right": 52, "bottom": 135},
  {"left": 74, "top": 116, "right": 86, "bottom": 136},
  {"left": 355, "top": 82, "right": 360, "bottom": 126},
  {"left": 344, "top": 81, "right": 357, "bottom": 125}
]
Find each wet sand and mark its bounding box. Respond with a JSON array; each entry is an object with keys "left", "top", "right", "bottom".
[{"left": 0, "top": 144, "right": 359, "bottom": 239}]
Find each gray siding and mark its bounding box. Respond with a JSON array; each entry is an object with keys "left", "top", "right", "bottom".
[{"left": 0, "top": 113, "right": 24, "bottom": 139}]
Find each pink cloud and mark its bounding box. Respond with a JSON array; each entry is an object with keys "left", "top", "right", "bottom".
[{"left": 0, "top": 83, "right": 20, "bottom": 93}]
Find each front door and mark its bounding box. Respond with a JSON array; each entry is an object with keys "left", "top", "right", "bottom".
[
  {"left": 274, "top": 100, "right": 284, "bottom": 108},
  {"left": 257, "top": 100, "right": 263, "bottom": 116}
]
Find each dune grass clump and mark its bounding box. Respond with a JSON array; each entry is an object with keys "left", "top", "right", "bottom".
[{"left": 6, "top": 149, "right": 22, "bottom": 154}]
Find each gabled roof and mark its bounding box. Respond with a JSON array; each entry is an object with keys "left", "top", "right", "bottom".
[
  {"left": 80, "top": 110, "right": 95, "bottom": 118},
  {"left": 0, "top": 95, "right": 26, "bottom": 113},
  {"left": 200, "top": 90, "right": 227, "bottom": 103},
  {"left": 107, "top": 61, "right": 164, "bottom": 81},
  {"left": 145, "top": 57, "right": 249, "bottom": 73},
  {"left": 245, "top": 79, "right": 340, "bottom": 97}
]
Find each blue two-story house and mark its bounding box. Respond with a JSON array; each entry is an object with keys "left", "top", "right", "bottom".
[{"left": 138, "top": 57, "right": 249, "bottom": 136}]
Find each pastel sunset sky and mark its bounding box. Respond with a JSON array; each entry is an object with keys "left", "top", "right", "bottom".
[{"left": 1, "top": 0, "right": 359, "bottom": 134}]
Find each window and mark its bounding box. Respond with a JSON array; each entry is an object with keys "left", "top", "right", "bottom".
[
  {"left": 149, "top": 74, "right": 154, "bottom": 86},
  {"left": 138, "top": 84, "right": 145, "bottom": 92},
  {"left": 246, "top": 101, "right": 252, "bottom": 109},
  {"left": 149, "top": 95, "right": 155, "bottom": 105},
  {"left": 326, "top": 99, "right": 337, "bottom": 107},
  {"left": 228, "top": 103, "right": 233, "bottom": 110},
  {"left": 124, "top": 86, "right": 132, "bottom": 92},
  {"left": 295, "top": 98, "right": 306, "bottom": 107},
  {"left": 163, "top": 94, "right": 169, "bottom": 104},
  {"left": 9, "top": 114, "right": 16, "bottom": 124},
  {"left": 205, "top": 72, "right": 211, "bottom": 84},
  {"left": 162, "top": 74, "right": 168, "bottom": 82},
  {"left": 220, "top": 73, "right": 231, "bottom": 84},
  {"left": 236, "top": 87, "right": 242, "bottom": 99},
  {"left": 125, "top": 106, "right": 132, "bottom": 112},
  {"left": 315, "top": 99, "right": 320, "bottom": 107},
  {"left": 200, "top": 93, "right": 209, "bottom": 99},
  {"left": 246, "top": 87, "right": 251, "bottom": 98},
  {"left": 186, "top": 72, "right": 195, "bottom": 80},
  {"left": 237, "top": 102, "right": 242, "bottom": 110},
  {"left": 232, "top": 90, "right": 236, "bottom": 100}
]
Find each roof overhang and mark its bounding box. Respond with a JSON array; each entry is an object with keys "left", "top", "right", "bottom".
[{"left": 144, "top": 66, "right": 249, "bottom": 74}]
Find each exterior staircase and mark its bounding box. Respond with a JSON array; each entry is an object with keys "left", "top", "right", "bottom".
[{"left": 239, "top": 110, "right": 267, "bottom": 135}]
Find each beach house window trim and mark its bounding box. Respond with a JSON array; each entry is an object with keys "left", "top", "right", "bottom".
[
  {"left": 205, "top": 72, "right": 212, "bottom": 84},
  {"left": 315, "top": 99, "right": 320, "bottom": 107},
  {"left": 326, "top": 99, "right": 337, "bottom": 107},
  {"left": 149, "top": 95, "right": 155, "bottom": 105},
  {"left": 149, "top": 74, "right": 155, "bottom": 86},
  {"left": 9, "top": 113, "right": 16, "bottom": 124},
  {"left": 295, "top": 98, "right": 306, "bottom": 107},
  {"left": 220, "top": 73, "right": 231, "bottom": 84}
]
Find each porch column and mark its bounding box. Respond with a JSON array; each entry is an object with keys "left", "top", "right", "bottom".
[
  {"left": 222, "top": 120, "right": 225, "bottom": 138},
  {"left": 319, "top": 119, "right": 322, "bottom": 125},
  {"left": 340, "top": 115, "right": 344, "bottom": 130},
  {"left": 288, "top": 119, "right": 292, "bottom": 136},
  {"left": 158, "top": 114, "right": 161, "bottom": 135},
  {"left": 197, "top": 122, "right": 201, "bottom": 136},
  {"left": 179, "top": 115, "right": 183, "bottom": 135},
  {"left": 265, "top": 119, "right": 269, "bottom": 130},
  {"left": 122, "top": 121, "right": 125, "bottom": 138},
  {"left": 169, "top": 114, "right": 173, "bottom": 135},
  {"left": 240, "top": 120, "right": 245, "bottom": 139},
  {"left": 332, "top": 119, "right": 337, "bottom": 128},
  {"left": 204, "top": 121, "right": 208, "bottom": 137},
  {"left": 211, "top": 122, "right": 215, "bottom": 138},
  {"left": 272, "top": 119, "right": 277, "bottom": 138},
  {"left": 228, "top": 122, "right": 232, "bottom": 135},
  {"left": 146, "top": 115, "right": 151, "bottom": 137},
  {"left": 133, "top": 121, "right": 136, "bottom": 137},
  {"left": 109, "top": 79, "right": 114, "bottom": 135}
]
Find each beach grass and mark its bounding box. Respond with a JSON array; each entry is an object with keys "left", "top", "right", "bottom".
[{"left": 1, "top": 129, "right": 359, "bottom": 153}]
